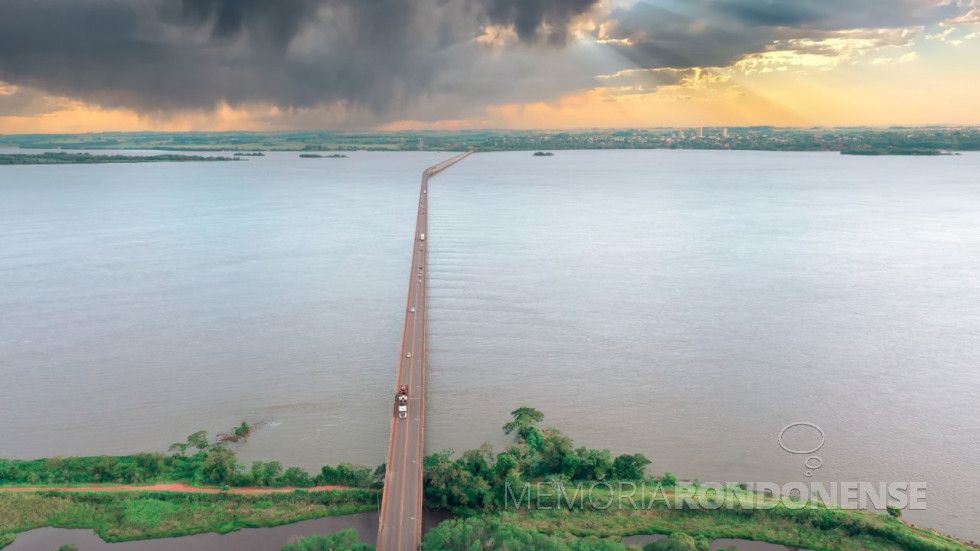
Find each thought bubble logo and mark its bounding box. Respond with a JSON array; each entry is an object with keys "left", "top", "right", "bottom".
[{"left": 778, "top": 422, "right": 825, "bottom": 477}]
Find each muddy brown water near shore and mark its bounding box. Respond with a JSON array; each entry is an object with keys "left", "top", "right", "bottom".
[{"left": 6, "top": 525, "right": 813, "bottom": 551}]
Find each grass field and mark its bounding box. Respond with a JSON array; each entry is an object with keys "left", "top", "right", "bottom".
[
  {"left": 0, "top": 489, "right": 377, "bottom": 548},
  {"left": 494, "top": 484, "right": 978, "bottom": 551}
]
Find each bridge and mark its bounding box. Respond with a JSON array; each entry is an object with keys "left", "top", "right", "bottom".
[{"left": 377, "top": 151, "right": 472, "bottom": 550}]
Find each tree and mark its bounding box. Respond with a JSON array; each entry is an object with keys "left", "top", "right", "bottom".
[
  {"left": 574, "top": 448, "right": 613, "bottom": 481},
  {"left": 660, "top": 472, "right": 677, "bottom": 487},
  {"left": 643, "top": 533, "right": 699, "bottom": 551},
  {"left": 170, "top": 430, "right": 209, "bottom": 456},
  {"left": 612, "top": 453, "right": 652, "bottom": 480},
  {"left": 372, "top": 463, "right": 386, "bottom": 487},
  {"left": 279, "top": 466, "right": 314, "bottom": 488},
  {"left": 187, "top": 430, "right": 210, "bottom": 451},
  {"left": 886, "top": 505, "right": 903, "bottom": 519},
  {"left": 133, "top": 452, "right": 166, "bottom": 478},
  {"left": 251, "top": 461, "right": 283, "bottom": 487},
  {"left": 88, "top": 456, "right": 118, "bottom": 482},
  {"left": 423, "top": 451, "right": 492, "bottom": 509},
  {"left": 319, "top": 463, "right": 373, "bottom": 487},
  {"left": 168, "top": 442, "right": 189, "bottom": 456},
  {"left": 281, "top": 529, "right": 372, "bottom": 551},
  {"left": 111, "top": 461, "right": 141, "bottom": 484},
  {"left": 502, "top": 407, "right": 545, "bottom": 441},
  {"left": 198, "top": 446, "right": 240, "bottom": 485},
  {"left": 532, "top": 431, "right": 576, "bottom": 478},
  {"left": 460, "top": 442, "right": 495, "bottom": 478}
]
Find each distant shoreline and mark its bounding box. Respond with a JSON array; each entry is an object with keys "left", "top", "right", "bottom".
[
  {"left": 0, "top": 152, "right": 241, "bottom": 165},
  {"left": 2, "top": 127, "right": 977, "bottom": 156},
  {"left": 2, "top": 147, "right": 973, "bottom": 157}
]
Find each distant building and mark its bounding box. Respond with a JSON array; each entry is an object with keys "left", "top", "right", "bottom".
[
  {"left": 418, "top": 138, "right": 424, "bottom": 149},
  {"left": 678, "top": 130, "right": 686, "bottom": 139},
  {"left": 722, "top": 128, "right": 729, "bottom": 138},
  {"left": 697, "top": 127, "right": 704, "bottom": 139}
]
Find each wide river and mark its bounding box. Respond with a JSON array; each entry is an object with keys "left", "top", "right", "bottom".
[{"left": 0, "top": 149, "right": 977, "bottom": 541}]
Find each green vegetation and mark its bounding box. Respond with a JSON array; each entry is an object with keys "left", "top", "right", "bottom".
[
  {"left": 0, "top": 427, "right": 379, "bottom": 489},
  {"left": 234, "top": 152, "right": 265, "bottom": 157},
  {"left": 643, "top": 533, "right": 700, "bottom": 551},
  {"left": 415, "top": 499, "right": 978, "bottom": 550},
  {"left": 415, "top": 408, "right": 974, "bottom": 551},
  {"left": 422, "top": 407, "right": 651, "bottom": 511},
  {"left": 281, "top": 529, "right": 373, "bottom": 551},
  {"left": 299, "top": 153, "right": 348, "bottom": 158},
  {"left": 495, "top": 504, "right": 979, "bottom": 551},
  {"left": 423, "top": 517, "right": 624, "bottom": 550},
  {"left": 2, "top": 127, "right": 978, "bottom": 154},
  {"left": 3, "top": 413, "right": 975, "bottom": 551},
  {"left": 0, "top": 490, "right": 376, "bottom": 547},
  {"left": 0, "top": 152, "right": 240, "bottom": 165},
  {"left": 0, "top": 424, "right": 382, "bottom": 548},
  {"left": 533, "top": 151, "right": 555, "bottom": 156}
]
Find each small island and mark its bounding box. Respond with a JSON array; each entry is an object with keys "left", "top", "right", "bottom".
[
  {"left": 233, "top": 152, "right": 265, "bottom": 157},
  {"left": 0, "top": 152, "right": 242, "bottom": 165},
  {"left": 299, "top": 153, "right": 349, "bottom": 158},
  {"left": 533, "top": 151, "right": 555, "bottom": 156}
]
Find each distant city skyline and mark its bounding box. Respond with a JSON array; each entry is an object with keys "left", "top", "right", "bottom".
[{"left": 1, "top": 0, "right": 979, "bottom": 133}]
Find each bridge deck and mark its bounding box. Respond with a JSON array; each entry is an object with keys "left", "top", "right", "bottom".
[{"left": 376, "top": 152, "right": 472, "bottom": 551}]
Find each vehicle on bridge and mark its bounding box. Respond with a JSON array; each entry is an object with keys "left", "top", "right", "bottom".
[
  {"left": 420, "top": 233, "right": 425, "bottom": 241},
  {"left": 397, "top": 386, "right": 408, "bottom": 419}
]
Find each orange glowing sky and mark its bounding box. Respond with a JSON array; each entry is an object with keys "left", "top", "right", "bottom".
[{"left": 1, "top": 0, "right": 979, "bottom": 133}]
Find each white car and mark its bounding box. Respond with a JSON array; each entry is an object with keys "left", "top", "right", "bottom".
[
  {"left": 410, "top": 307, "right": 415, "bottom": 313},
  {"left": 406, "top": 352, "right": 412, "bottom": 358}
]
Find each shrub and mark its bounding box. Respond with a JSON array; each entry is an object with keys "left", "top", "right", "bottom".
[
  {"left": 643, "top": 533, "right": 698, "bottom": 551},
  {"left": 281, "top": 529, "right": 373, "bottom": 551}
]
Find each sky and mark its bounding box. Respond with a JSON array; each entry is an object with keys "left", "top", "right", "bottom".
[{"left": 1, "top": 0, "right": 979, "bottom": 133}]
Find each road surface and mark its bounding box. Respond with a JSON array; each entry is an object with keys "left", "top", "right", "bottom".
[{"left": 377, "top": 151, "right": 472, "bottom": 551}]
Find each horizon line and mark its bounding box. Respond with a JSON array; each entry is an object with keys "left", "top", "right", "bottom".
[{"left": 3, "top": 124, "right": 980, "bottom": 137}]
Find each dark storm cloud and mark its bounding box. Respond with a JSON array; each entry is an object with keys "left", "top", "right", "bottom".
[
  {"left": 481, "top": 0, "right": 598, "bottom": 43},
  {"left": 178, "top": 0, "right": 323, "bottom": 44},
  {"left": 711, "top": 0, "right": 963, "bottom": 30},
  {"left": 0, "top": 0, "right": 600, "bottom": 120},
  {"left": 0, "top": 0, "right": 972, "bottom": 123},
  {"left": 601, "top": 0, "right": 970, "bottom": 71}
]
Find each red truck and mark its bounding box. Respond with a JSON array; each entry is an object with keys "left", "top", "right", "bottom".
[{"left": 397, "top": 386, "right": 408, "bottom": 419}]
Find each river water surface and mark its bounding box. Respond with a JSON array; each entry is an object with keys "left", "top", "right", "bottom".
[{"left": 1, "top": 149, "right": 977, "bottom": 541}]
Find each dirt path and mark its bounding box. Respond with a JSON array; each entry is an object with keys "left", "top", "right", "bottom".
[{"left": 0, "top": 482, "right": 355, "bottom": 494}]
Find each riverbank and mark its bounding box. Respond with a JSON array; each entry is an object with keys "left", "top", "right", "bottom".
[
  {"left": 490, "top": 501, "right": 979, "bottom": 551},
  {"left": 0, "top": 152, "right": 241, "bottom": 164},
  {"left": 3, "top": 411, "right": 977, "bottom": 550},
  {"left": 0, "top": 482, "right": 352, "bottom": 494},
  {"left": 0, "top": 489, "right": 377, "bottom": 548},
  {"left": 2, "top": 128, "right": 979, "bottom": 154},
  {"left": 4, "top": 489, "right": 978, "bottom": 551}
]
